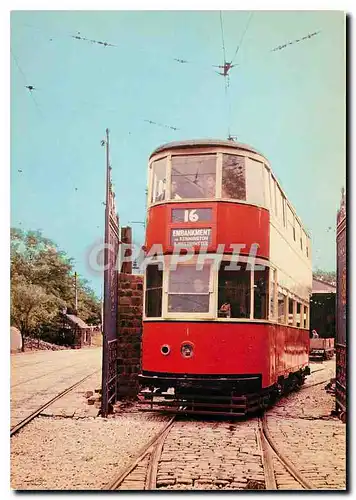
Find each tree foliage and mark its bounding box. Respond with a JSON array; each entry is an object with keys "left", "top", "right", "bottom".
[
  {"left": 313, "top": 269, "right": 336, "bottom": 286},
  {"left": 11, "top": 228, "right": 101, "bottom": 348}
]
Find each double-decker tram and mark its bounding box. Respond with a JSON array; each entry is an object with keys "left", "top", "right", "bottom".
[{"left": 139, "top": 139, "right": 312, "bottom": 416}]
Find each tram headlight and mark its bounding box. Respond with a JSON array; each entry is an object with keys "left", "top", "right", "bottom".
[
  {"left": 161, "top": 344, "right": 170, "bottom": 356},
  {"left": 181, "top": 343, "right": 194, "bottom": 358}
]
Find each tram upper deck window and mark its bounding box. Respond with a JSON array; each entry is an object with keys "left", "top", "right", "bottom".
[
  {"left": 221, "top": 154, "right": 246, "bottom": 200},
  {"left": 151, "top": 158, "right": 167, "bottom": 203},
  {"left": 145, "top": 264, "right": 163, "bottom": 317},
  {"left": 218, "top": 262, "right": 251, "bottom": 318},
  {"left": 170, "top": 155, "right": 216, "bottom": 200},
  {"left": 168, "top": 264, "right": 211, "bottom": 313}
]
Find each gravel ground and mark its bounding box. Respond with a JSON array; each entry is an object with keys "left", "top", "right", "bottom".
[
  {"left": 11, "top": 413, "right": 169, "bottom": 490},
  {"left": 11, "top": 356, "right": 345, "bottom": 491}
]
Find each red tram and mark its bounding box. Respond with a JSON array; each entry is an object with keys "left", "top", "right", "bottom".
[{"left": 139, "top": 139, "right": 312, "bottom": 415}]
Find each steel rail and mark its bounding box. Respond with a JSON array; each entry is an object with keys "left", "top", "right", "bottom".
[
  {"left": 260, "top": 415, "right": 316, "bottom": 490},
  {"left": 10, "top": 370, "right": 100, "bottom": 437},
  {"left": 257, "top": 419, "right": 277, "bottom": 490},
  {"left": 105, "top": 415, "right": 176, "bottom": 490}
]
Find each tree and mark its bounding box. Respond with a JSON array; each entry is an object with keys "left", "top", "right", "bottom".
[
  {"left": 10, "top": 278, "right": 65, "bottom": 351},
  {"left": 313, "top": 269, "right": 336, "bottom": 286},
  {"left": 11, "top": 228, "right": 101, "bottom": 348}
]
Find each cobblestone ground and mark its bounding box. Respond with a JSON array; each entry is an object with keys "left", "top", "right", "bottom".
[
  {"left": 156, "top": 419, "right": 265, "bottom": 490},
  {"left": 155, "top": 358, "right": 346, "bottom": 491},
  {"left": 266, "top": 358, "right": 346, "bottom": 490},
  {"left": 11, "top": 348, "right": 102, "bottom": 428}
]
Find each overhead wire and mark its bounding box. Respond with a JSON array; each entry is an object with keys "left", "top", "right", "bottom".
[
  {"left": 231, "top": 12, "right": 254, "bottom": 65},
  {"left": 219, "top": 11, "right": 233, "bottom": 138},
  {"left": 11, "top": 49, "right": 43, "bottom": 117},
  {"left": 219, "top": 11, "right": 227, "bottom": 65}
]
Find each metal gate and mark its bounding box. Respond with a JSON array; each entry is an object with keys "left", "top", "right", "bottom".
[
  {"left": 101, "top": 129, "right": 120, "bottom": 417},
  {"left": 336, "top": 188, "right": 346, "bottom": 420}
]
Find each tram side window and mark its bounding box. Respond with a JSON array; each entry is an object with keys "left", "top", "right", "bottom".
[
  {"left": 288, "top": 298, "right": 294, "bottom": 326},
  {"left": 145, "top": 265, "right": 163, "bottom": 317},
  {"left": 246, "top": 159, "right": 265, "bottom": 207},
  {"left": 171, "top": 155, "right": 216, "bottom": 200},
  {"left": 296, "top": 302, "right": 301, "bottom": 327},
  {"left": 304, "top": 305, "right": 309, "bottom": 328},
  {"left": 221, "top": 154, "right": 246, "bottom": 200},
  {"left": 278, "top": 292, "right": 286, "bottom": 324},
  {"left": 218, "top": 262, "right": 251, "bottom": 318},
  {"left": 168, "top": 264, "right": 211, "bottom": 313},
  {"left": 276, "top": 187, "right": 285, "bottom": 226},
  {"left": 263, "top": 166, "right": 271, "bottom": 209},
  {"left": 254, "top": 269, "right": 269, "bottom": 319},
  {"left": 287, "top": 205, "right": 295, "bottom": 241},
  {"left": 151, "top": 158, "right": 167, "bottom": 203},
  {"left": 295, "top": 221, "right": 302, "bottom": 251},
  {"left": 270, "top": 270, "right": 276, "bottom": 320}
]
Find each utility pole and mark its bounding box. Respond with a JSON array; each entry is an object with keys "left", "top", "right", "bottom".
[{"left": 74, "top": 271, "right": 78, "bottom": 311}]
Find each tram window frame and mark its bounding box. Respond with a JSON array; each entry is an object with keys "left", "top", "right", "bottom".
[
  {"left": 170, "top": 154, "right": 217, "bottom": 200},
  {"left": 145, "top": 264, "right": 163, "bottom": 318},
  {"left": 167, "top": 263, "right": 212, "bottom": 315},
  {"left": 217, "top": 262, "right": 251, "bottom": 319},
  {"left": 253, "top": 268, "right": 269, "bottom": 320}
]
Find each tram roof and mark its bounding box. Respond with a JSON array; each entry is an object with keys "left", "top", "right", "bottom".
[{"left": 150, "top": 139, "right": 266, "bottom": 159}]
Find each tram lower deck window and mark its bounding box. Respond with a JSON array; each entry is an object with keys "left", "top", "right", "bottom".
[
  {"left": 145, "top": 265, "right": 163, "bottom": 317},
  {"left": 254, "top": 269, "right": 269, "bottom": 320},
  {"left": 218, "top": 262, "right": 251, "bottom": 318},
  {"left": 168, "top": 264, "right": 211, "bottom": 313},
  {"left": 278, "top": 292, "right": 286, "bottom": 324}
]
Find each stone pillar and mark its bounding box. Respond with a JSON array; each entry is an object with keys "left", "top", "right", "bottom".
[
  {"left": 117, "top": 273, "right": 143, "bottom": 398},
  {"left": 120, "top": 226, "right": 133, "bottom": 274}
]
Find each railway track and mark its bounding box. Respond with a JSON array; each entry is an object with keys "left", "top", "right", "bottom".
[
  {"left": 258, "top": 415, "right": 315, "bottom": 490},
  {"left": 10, "top": 370, "right": 100, "bottom": 437},
  {"left": 106, "top": 374, "right": 332, "bottom": 491},
  {"left": 11, "top": 362, "right": 88, "bottom": 389},
  {"left": 105, "top": 410, "right": 320, "bottom": 491},
  {"left": 105, "top": 416, "right": 177, "bottom": 490}
]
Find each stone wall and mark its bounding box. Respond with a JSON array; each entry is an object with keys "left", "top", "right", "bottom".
[{"left": 117, "top": 273, "right": 144, "bottom": 398}]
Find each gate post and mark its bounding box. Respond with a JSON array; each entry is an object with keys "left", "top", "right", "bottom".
[
  {"left": 336, "top": 188, "right": 346, "bottom": 421},
  {"left": 101, "top": 128, "right": 120, "bottom": 417}
]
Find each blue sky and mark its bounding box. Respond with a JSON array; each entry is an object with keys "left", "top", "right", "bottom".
[{"left": 10, "top": 10, "right": 345, "bottom": 296}]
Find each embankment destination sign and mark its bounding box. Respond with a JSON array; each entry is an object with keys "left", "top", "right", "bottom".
[{"left": 171, "top": 228, "right": 212, "bottom": 246}]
